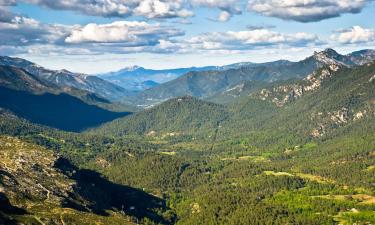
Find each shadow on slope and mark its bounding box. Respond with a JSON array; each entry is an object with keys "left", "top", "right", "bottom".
[
  {"left": 0, "top": 192, "right": 27, "bottom": 225},
  {"left": 0, "top": 87, "right": 130, "bottom": 132},
  {"left": 54, "top": 158, "right": 174, "bottom": 224}
]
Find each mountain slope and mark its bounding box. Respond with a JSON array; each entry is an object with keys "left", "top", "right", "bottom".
[
  {"left": 0, "top": 56, "right": 131, "bottom": 101},
  {"left": 125, "top": 49, "right": 375, "bottom": 107},
  {"left": 99, "top": 60, "right": 296, "bottom": 92},
  {"left": 217, "top": 61, "right": 375, "bottom": 149},
  {"left": 0, "top": 136, "right": 172, "bottom": 224},
  {"left": 94, "top": 60, "right": 375, "bottom": 150},
  {"left": 0, "top": 66, "right": 130, "bottom": 131},
  {"left": 91, "top": 96, "right": 229, "bottom": 137}
]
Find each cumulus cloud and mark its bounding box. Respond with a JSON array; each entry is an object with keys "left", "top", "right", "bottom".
[
  {"left": 17, "top": 0, "right": 245, "bottom": 21},
  {"left": 133, "top": 0, "right": 194, "bottom": 18},
  {"left": 0, "top": 3, "right": 185, "bottom": 55},
  {"left": 0, "top": 15, "right": 70, "bottom": 46},
  {"left": 331, "top": 26, "right": 375, "bottom": 44},
  {"left": 22, "top": 0, "right": 194, "bottom": 19},
  {"left": 248, "top": 0, "right": 369, "bottom": 22},
  {"left": 65, "top": 21, "right": 184, "bottom": 46},
  {"left": 217, "top": 11, "right": 232, "bottom": 21},
  {"left": 186, "top": 29, "right": 322, "bottom": 50}
]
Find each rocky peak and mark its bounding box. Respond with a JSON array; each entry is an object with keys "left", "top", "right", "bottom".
[{"left": 312, "top": 48, "right": 347, "bottom": 66}]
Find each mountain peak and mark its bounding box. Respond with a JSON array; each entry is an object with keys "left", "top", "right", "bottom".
[
  {"left": 312, "top": 48, "right": 348, "bottom": 66},
  {"left": 314, "top": 48, "right": 340, "bottom": 57}
]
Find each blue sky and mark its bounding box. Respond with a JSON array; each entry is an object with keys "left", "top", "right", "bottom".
[{"left": 1, "top": 0, "right": 375, "bottom": 73}]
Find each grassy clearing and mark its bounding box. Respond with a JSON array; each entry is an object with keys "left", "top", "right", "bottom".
[
  {"left": 334, "top": 210, "right": 375, "bottom": 225},
  {"left": 263, "top": 171, "right": 294, "bottom": 176},
  {"left": 221, "top": 155, "right": 270, "bottom": 162},
  {"left": 295, "top": 173, "right": 336, "bottom": 184},
  {"left": 313, "top": 194, "right": 375, "bottom": 205},
  {"left": 160, "top": 151, "right": 177, "bottom": 156}
]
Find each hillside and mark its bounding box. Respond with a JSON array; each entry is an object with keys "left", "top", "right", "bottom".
[
  {"left": 95, "top": 59, "right": 375, "bottom": 150},
  {"left": 0, "top": 136, "right": 173, "bottom": 224},
  {"left": 0, "top": 62, "right": 374, "bottom": 225},
  {"left": 0, "top": 66, "right": 130, "bottom": 131},
  {"left": 217, "top": 61, "right": 375, "bottom": 149},
  {"left": 0, "top": 56, "right": 132, "bottom": 101},
  {"left": 91, "top": 96, "right": 229, "bottom": 137}
]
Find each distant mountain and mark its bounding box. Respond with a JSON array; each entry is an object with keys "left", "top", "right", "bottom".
[
  {"left": 124, "top": 49, "right": 375, "bottom": 107},
  {"left": 347, "top": 49, "right": 375, "bottom": 65},
  {"left": 0, "top": 56, "right": 132, "bottom": 101},
  {"left": 0, "top": 65, "right": 130, "bottom": 131},
  {"left": 93, "top": 60, "right": 375, "bottom": 147},
  {"left": 98, "top": 65, "right": 225, "bottom": 91},
  {"left": 98, "top": 61, "right": 296, "bottom": 92}
]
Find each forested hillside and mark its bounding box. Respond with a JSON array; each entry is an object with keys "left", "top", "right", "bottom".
[
  {"left": 1, "top": 51, "right": 374, "bottom": 225},
  {"left": 0, "top": 66, "right": 131, "bottom": 131},
  {"left": 123, "top": 49, "right": 375, "bottom": 107}
]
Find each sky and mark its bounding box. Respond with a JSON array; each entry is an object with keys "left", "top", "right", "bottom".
[{"left": 1, "top": 0, "right": 375, "bottom": 74}]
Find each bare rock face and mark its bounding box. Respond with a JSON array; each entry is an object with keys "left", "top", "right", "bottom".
[
  {"left": 255, "top": 66, "right": 340, "bottom": 107},
  {"left": 329, "top": 107, "right": 350, "bottom": 125},
  {"left": 0, "top": 136, "right": 74, "bottom": 206}
]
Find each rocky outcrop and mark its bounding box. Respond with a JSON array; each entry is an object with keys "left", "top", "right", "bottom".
[{"left": 255, "top": 66, "right": 340, "bottom": 107}]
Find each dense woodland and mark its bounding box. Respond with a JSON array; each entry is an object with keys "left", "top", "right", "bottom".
[{"left": 1, "top": 54, "right": 375, "bottom": 224}]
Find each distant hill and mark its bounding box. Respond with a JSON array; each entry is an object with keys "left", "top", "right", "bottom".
[
  {"left": 0, "top": 65, "right": 130, "bottom": 131},
  {"left": 98, "top": 65, "right": 224, "bottom": 91},
  {"left": 124, "top": 49, "right": 375, "bottom": 107},
  {"left": 91, "top": 96, "right": 229, "bottom": 137},
  {"left": 0, "top": 56, "right": 132, "bottom": 101},
  {"left": 98, "top": 61, "right": 297, "bottom": 92}
]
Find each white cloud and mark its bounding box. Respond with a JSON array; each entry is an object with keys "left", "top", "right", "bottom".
[
  {"left": 23, "top": 0, "right": 194, "bottom": 19},
  {"left": 217, "top": 11, "right": 232, "bottom": 21},
  {"left": 17, "top": 0, "right": 244, "bottom": 21},
  {"left": 0, "top": 15, "right": 70, "bottom": 46},
  {"left": 133, "top": 0, "right": 194, "bottom": 18},
  {"left": 187, "top": 28, "right": 322, "bottom": 50},
  {"left": 248, "top": 0, "right": 369, "bottom": 22},
  {"left": 331, "top": 26, "right": 375, "bottom": 44},
  {"left": 65, "top": 21, "right": 184, "bottom": 45}
]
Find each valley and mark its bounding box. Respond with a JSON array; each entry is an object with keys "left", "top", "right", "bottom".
[{"left": 1, "top": 49, "right": 375, "bottom": 225}]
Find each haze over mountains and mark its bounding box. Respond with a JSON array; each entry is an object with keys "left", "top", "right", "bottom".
[
  {"left": 118, "top": 48, "right": 375, "bottom": 107},
  {"left": 97, "top": 62, "right": 263, "bottom": 91},
  {"left": 2, "top": 48, "right": 375, "bottom": 111},
  {"left": 0, "top": 56, "right": 131, "bottom": 101}
]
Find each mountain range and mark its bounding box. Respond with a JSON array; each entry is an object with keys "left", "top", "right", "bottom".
[
  {"left": 0, "top": 65, "right": 130, "bottom": 131},
  {"left": 96, "top": 61, "right": 282, "bottom": 91},
  {"left": 1, "top": 48, "right": 375, "bottom": 225},
  {"left": 0, "top": 56, "right": 132, "bottom": 101},
  {"left": 121, "top": 48, "right": 375, "bottom": 107}
]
